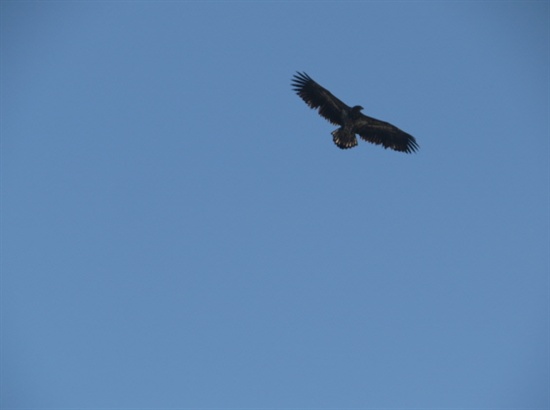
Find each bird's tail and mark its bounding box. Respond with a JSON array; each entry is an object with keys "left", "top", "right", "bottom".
[{"left": 331, "top": 128, "right": 358, "bottom": 149}]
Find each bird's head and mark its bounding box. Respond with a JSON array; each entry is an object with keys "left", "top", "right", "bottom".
[{"left": 350, "top": 105, "right": 364, "bottom": 119}]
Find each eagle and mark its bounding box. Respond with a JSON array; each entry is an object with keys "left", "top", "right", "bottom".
[{"left": 291, "top": 72, "right": 419, "bottom": 153}]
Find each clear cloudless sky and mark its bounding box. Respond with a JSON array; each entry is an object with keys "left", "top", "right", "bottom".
[{"left": 1, "top": 1, "right": 548, "bottom": 408}]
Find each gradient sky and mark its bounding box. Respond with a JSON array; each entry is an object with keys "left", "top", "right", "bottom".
[{"left": 1, "top": 1, "right": 549, "bottom": 408}]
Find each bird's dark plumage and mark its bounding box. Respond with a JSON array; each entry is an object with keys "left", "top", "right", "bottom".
[{"left": 291, "top": 72, "right": 419, "bottom": 153}]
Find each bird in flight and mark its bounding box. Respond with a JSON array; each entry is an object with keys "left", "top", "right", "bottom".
[{"left": 291, "top": 72, "right": 419, "bottom": 153}]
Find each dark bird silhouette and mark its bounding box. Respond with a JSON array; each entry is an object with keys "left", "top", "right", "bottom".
[{"left": 291, "top": 72, "right": 419, "bottom": 153}]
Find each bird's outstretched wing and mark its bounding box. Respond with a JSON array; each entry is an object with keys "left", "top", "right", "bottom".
[
  {"left": 291, "top": 72, "right": 350, "bottom": 126},
  {"left": 355, "top": 114, "right": 419, "bottom": 153}
]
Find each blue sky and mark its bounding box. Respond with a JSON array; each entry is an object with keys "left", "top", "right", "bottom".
[{"left": 1, "top": 1, "right": 548, "bottom": 408}]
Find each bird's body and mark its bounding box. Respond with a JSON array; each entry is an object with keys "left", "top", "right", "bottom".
[{"left": 291, "top": 72, "right": 419, "bottom": 153}]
